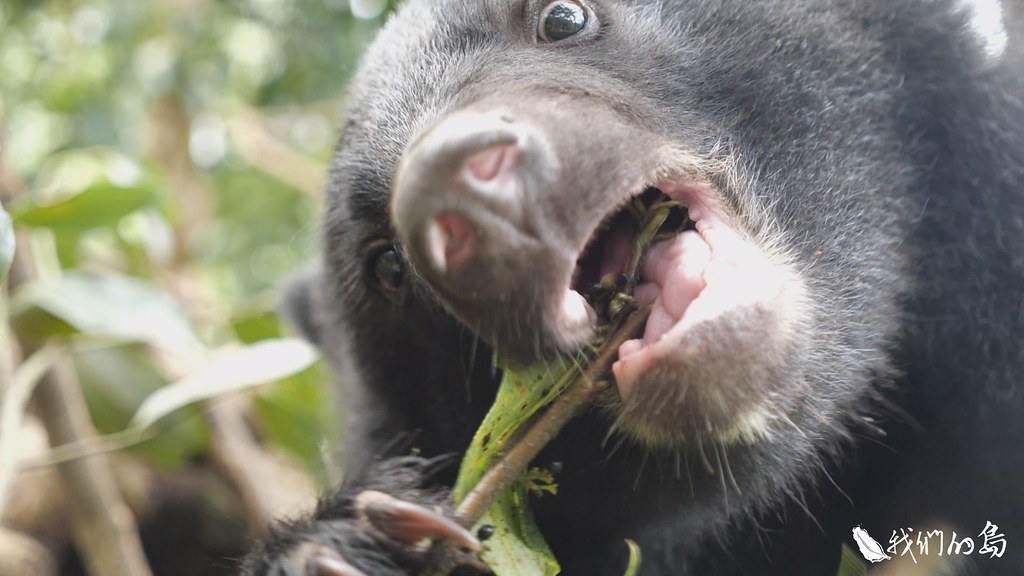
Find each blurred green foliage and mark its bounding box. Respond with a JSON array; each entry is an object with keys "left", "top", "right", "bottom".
[{"left": 1, "top": 0, "right": 393, "bottom": 482}]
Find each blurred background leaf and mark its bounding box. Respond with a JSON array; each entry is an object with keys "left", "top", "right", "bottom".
[
  {"left": 11, "top": 271, "right": 206, "bottom": 357},
  {"left": 0, "top": 0, "right": 395, "bottom": 574},
  {"left": 129, "top": 338, "right": 319, "bottom": 431}
]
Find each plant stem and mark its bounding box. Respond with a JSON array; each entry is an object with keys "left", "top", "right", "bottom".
[{"left": 454, "top": 307, "right": 651, "bottom": 527}]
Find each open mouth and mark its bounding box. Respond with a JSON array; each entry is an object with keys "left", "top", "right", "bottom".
[
  {"left": 557, "top": 176, "right": 787, "bottom": 391},
  {"left": 570, "top": 187, "right": 694, "bottom": 321},
  {"left": 565, "top": 179, "right": 713, "bottom": 336}
]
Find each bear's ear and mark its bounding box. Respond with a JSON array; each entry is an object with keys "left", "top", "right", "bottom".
[{"left": 278, "top": 266, "right": 325, "bottom": 346}]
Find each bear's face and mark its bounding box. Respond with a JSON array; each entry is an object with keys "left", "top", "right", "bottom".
[{"left": 319, "top": 0, "right": 913, "bottom": 456}]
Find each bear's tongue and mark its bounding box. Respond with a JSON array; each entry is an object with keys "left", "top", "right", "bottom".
[{"left": 630, "top": 230, "right": 711, "bottom": 347}]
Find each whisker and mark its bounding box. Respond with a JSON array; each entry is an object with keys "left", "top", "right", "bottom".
[
  {"left": 696, "top": 437, "right": 715, "bottom": 475},
  {"left": 719, "top": 441, "right": 742, "bottom": 495},
  {"left": 713, "top": 444, "right": 729, "bottom": 515},
  {"left": 633, "top": 450, "right": 650, "bottom": 491}
]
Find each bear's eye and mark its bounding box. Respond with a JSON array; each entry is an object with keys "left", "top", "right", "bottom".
[
  {"left": 538, "top": 1, "right": 588, "bottom": 43},
  {"left": 371, "top": 246, "right": 405, "bottom": 296}
]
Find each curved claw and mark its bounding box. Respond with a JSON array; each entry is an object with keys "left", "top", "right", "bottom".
[
  {"left": 310, "top": 555, "right": 367, "bottom": 576},
  {"left": 355, "top": 490, "right": 482, "bottom": 552},
  {"left": 290, "top": 543, "right": 368, "bottom": 576}
]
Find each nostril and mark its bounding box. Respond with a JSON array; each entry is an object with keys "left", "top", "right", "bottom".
[
  {"left": 465, "top": 144, "right": 516, "bottom": 183},
  {"left": 428, "top": 212, "right": 475, "bottom": 273}
]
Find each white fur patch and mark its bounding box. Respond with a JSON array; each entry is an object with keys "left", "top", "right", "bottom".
[
  {"left": 722, "top": 405, "right": 775, "bottom": 444},
  {"left": 956, "top": 0, "right": 1008, "bottom": 59}
]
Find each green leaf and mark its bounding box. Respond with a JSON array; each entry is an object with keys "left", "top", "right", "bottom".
[
  {"left": 475, "top": 486, "right": 560, "bottom": 576},
  {"left": 0, "top": 200, "right": 13, "bottom": 281},
  {"left": 129, "top": 338, "right": 319, "bottom": 430},
  {"left": 232, "top": 307, "right": 283, "bottom": 344},
  {"left": 10, "top": 271, "right": 206, "bottom": 357},
  {"left": 837, "top": 543, "right": 869, "bottom": 576},
  {"left": 454, "top": 357, "right": 579, "bottom": 502},
  {"left": 253, "top": 364, "right": 333, "bottom": 484},
  {"left": 12, "top": 182, "right": 153, "bottom": 230},
  {"left": 74, "top": 344, "right": 209, "bottom": 471},
  {"left": 453, "top": 358, "right": 583, "bottom": 576},
  {"left": 623, "top": 540, "right": 642, "bottom": 576}
]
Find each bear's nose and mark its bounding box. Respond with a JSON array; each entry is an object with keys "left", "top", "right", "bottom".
[
  {"left": 423, "top": 142, "right": 521, "bottom": 275},
  {"left": 391, "top": 111, "right": 554, "bottom": 298}
]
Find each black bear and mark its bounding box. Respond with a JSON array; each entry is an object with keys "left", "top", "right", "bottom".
[{"left": 242, "top": 0, "right": 1024, "bottom": 574}]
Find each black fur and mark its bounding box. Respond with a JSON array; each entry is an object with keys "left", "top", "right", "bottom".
[{"left": 244, "top": 1, "right": 1024, "bottom": 574}]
